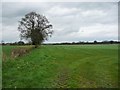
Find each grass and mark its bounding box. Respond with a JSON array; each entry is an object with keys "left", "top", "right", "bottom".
[
  {"left": 2, "top": 44, "right": 118, "bottom": 88},
  {"left": 0, "top": 45, "right": 2, "bottom": 89}
]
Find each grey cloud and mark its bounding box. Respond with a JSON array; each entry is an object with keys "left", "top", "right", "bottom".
[{"left": 1, "top": 2, "right": 118, "bottom": 43}]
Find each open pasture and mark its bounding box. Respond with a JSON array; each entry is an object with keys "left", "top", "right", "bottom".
[{"left": 2, "top": 44, "right": 118, "bottom": 88}]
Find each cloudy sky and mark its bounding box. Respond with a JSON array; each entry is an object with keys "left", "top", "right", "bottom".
[{"left": 1, "top": 1, "right": 118, "bottom": 43}]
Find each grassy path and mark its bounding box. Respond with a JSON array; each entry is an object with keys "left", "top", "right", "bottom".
[{"left": 2, "top": 45, "right": 118, "bottom": 88}]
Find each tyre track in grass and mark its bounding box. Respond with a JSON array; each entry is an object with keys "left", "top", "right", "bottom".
[{"left": 53, "top": 67, "right": 70, "bottom": 88}]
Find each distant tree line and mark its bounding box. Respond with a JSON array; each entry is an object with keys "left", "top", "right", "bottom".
[
  {"left": 1, "top": 40, "right": 120, "bottom": 46},
  {"left": 0, "top": 41, "right": 26, "bottom": 45},
  {"left": 44, "top": 40, "right": 120, "bottom": 45}
]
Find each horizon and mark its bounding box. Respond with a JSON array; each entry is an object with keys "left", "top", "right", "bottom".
[{"left": 1, "top": 40, "right": 119, "bottom": 44}]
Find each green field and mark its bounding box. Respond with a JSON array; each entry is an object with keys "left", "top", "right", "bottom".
[{"left": 2, "top": 45, "right": 118, "bottom": 88}]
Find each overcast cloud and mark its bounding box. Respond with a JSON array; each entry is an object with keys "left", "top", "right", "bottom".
[{"left": 1, "top": 2, "right": 118, "bottom": 43}]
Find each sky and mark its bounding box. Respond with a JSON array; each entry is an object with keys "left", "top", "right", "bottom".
[{"left": 1, "top": 1, "right": 118, "bottom": 43}]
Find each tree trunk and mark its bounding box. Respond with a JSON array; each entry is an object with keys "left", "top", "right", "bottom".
[{"left": 35, "top": 44, "right": 39, "bottom": 48}]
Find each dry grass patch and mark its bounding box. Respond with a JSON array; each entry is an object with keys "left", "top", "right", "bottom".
[{"left": 11, "top": 47, "right": 33, "bottom": 58}]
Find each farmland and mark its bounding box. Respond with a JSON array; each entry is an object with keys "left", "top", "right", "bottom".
[{"left": 2, "top": 44, "right": 118, "bottom": 88}]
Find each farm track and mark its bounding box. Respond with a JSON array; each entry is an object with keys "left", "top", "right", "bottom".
[{"left": 54, "top": 67, "right": 70, "bottom": 88}]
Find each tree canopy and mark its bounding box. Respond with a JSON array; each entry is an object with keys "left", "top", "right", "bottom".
[{"left": 18, "top": 12, "right": 53, "bottom": 47}]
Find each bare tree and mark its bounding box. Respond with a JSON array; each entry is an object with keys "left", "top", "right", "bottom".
[{"left": 18, "top": 12, "right": 53, "bottom": 48}]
